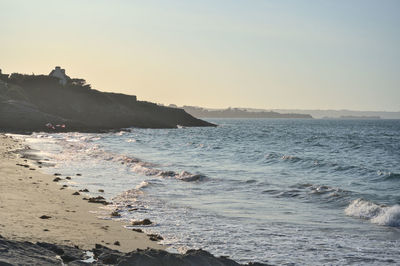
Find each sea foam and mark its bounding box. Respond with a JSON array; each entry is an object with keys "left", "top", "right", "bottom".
[{"left": 345, "top": 198, "right": 400, "bottom": 227}]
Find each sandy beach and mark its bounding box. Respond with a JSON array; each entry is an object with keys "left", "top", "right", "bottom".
[{"left": 0, "top": 134, "right": 161, "bottom": 253}]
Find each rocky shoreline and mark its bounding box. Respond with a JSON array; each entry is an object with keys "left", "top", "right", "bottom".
[{"left": 0, "top": 235, "right": 267, "bottom": 265}]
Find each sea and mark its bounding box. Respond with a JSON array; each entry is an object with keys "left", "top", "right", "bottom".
[{"left": 17, "top": 119, "right": 400, "bottom": 265}]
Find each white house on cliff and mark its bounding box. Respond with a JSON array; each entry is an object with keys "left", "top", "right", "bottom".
[{"left": 49, "top": 66, "right": 70, "bottom": 85}]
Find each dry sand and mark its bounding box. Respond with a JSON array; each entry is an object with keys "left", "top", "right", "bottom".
[{"left": 0, "top": 134, "right": 162, "bottom": 252}]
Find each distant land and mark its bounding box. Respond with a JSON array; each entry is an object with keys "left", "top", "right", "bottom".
[
  {"left": 269, "top": 109, "right": 400, "bottom": 119},
  {"left": 338, "top": 115, "right": 381, "bottom": 120},
  {"left": 180, "top": 106, "right": 313, "bottom": 119},
  {"left": 175, "top": 105, "right": 400, "bottom": 120},
  {"left": 0, "top": 67, "right": 214, "bottom": 132}
]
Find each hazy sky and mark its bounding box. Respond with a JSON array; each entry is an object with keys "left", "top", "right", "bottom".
[{"left": 1, "top": 0, "right": 399, "bottom": 111}]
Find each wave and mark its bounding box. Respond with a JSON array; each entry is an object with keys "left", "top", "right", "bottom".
[
  {"left": 27, "top": 133, "right": 208, "bottom": 184},
  {"left": 262, "top": 183, "right": 352, "bottom": 207},
  {"left": 377, "top": 171, "right": 400, "bottom": 181},
  {"left": 127, "top": 160, "right": 207, "bottom": 182},
  {"left": 345, "top": 198, "right": 400, "bottom": 227},
  {"left": 281, "top": 155, "right": 301, "bottom": 162},
  {"left": 135, "top": 181, "right": 150, "bottom": 190},
  {"left": 262, "top": 183, "right": 350, "bottom": 202}
]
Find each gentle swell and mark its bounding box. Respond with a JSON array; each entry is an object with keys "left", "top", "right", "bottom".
[{"left": 345, "top": 198, "right": 400, "bottom": 227}]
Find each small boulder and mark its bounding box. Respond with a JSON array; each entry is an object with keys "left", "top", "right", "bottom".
[
  {"left": 88, "top": 196, "right": 109, "bottom": 205},
  {"left": 148, "top": 234, "right": 163, "bottom": 241},
  {"left": 111, "top": 211, "right": 121, "bottom": 217},
  {"left": 131, "top": 219, "right": 152, "bottom": 226},
  {"left": 72, "top": 192, "right": 80, "bottom": 196}
]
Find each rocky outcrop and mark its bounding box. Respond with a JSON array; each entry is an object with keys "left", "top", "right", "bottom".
[
  {"left": 0, "top": 76, "right": 215, "bottom": 132},
  {"left": 0, "top": 235, "right": 269, "bottom": 265}
]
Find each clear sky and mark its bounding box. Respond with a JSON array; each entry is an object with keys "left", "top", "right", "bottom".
[{"left": 1, "top": 0, "right": 399, "bottom": 111}]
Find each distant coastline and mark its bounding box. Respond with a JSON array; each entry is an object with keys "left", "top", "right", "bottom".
[
  {"left": 178, "top": 105, "right": 400, "bottom": 120},
  {"left": 181, "top": 106, "right": 313, "bottom": 119},
  {"left": 322, "top": 115, "right": 381, "bottom": 120}
]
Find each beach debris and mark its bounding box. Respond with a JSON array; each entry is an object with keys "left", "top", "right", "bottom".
[
  {"left": 79, "top": 188, "right": 89, "bottom": 192},
  {"left": 76, "top": 174, "right": 82, "bottom": 176},
  {"left": 98, "top": 189, "right": 104, "bottom": 193},
  {"left": 113, "top": 241, "right": 120, "bottom": 246},
  {"left": 72, "top": 192, "right": 80, "bottom": 195},
  {"left": 53, "top": 177, "right": 62, "bottom": 182},
  {"left": 132, "top": 228, "right": 143, "bottom": 233},
  {"left": 39, "top": 215, "right": 51, "bottom": 219},
  {"left": 54, "top": 173, "right": 62, "bottom": 176},
  {"left": 88, "top": 196, "right": 109, "bottom": 205},
  {"left": 63, "top": 185, "right": 68, "bottom": 187},
  {"left": 43, "top": 229, "right": 49, "bottom": 232},
  {"left": 148, "top": 234, "right": 163, "bottom": 241},
  {"left": 65, "top": 176, "right": 72, "bottom": 180},
  {"left": 131, "top": 219, "right": 152, "bottom": 226},
  {"left": 82, "top": 197, "right": 88, "bottom": 200},
  {"left": 29, "top": 168, "right": 35, "bottom": 170}
]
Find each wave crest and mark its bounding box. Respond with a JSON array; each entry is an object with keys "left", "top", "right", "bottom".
[{"left": 345, "top": 198, "right": 400, "bottom": 227}]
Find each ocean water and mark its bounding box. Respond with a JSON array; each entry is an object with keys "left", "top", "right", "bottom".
[{"left": 19, "top": 119, "right": 400, "bottom": 265}]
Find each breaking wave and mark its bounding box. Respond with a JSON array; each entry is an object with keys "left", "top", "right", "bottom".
[{"left": 345, "top": 198, "right": 400, "bottom": 227}]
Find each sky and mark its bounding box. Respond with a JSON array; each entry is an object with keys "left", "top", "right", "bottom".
[{"left": 1, "top": 0, "right": 399, "bottom": 111}]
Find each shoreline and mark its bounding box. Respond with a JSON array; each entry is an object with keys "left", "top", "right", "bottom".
[
  {"left": 0, "top": 133, "right": 267, "bottom": 265},
  {"left": 0, "top": 134, "right": 162, "bottom": 252}
]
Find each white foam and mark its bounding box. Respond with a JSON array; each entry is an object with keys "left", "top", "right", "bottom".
[
  {"left": 135, "top": 181, "right": 149, "bottom": 190},
  {"left": 345, "top": 198, "right": 400, "bottom": 227}
]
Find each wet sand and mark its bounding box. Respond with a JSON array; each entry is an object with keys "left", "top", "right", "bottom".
[{"left": 0, "top": 134, "right": 162, "bottom": 252}]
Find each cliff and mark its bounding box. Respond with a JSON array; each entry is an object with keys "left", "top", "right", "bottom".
[{"left": 0, "top": 72, "right": 214, "bottom": 132}]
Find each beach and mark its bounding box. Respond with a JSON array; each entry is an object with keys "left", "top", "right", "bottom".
[
  {"left": 0, "top": 134, "right": 161, "bottom": 252},
  {"left": 14, "top": 119, "right": 397, "bottom": 265}
]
